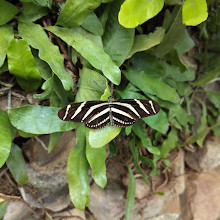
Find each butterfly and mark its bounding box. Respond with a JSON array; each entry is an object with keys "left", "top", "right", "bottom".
[{"left": 58, "top": 96, "right": 160, "bottom": 129}]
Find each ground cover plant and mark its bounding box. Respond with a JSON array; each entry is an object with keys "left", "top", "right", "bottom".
[{"left": 0, "top": 0, "right": 220, "bottom": 219}]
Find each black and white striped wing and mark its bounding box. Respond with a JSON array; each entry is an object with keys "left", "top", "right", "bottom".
[
  {"left": 58, "top": 101, "right": 110, "bottom": 129},
  {"left": 111, "top": 99, "right": 160, "bottom": 127}
]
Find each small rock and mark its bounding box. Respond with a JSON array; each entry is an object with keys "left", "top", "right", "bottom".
[
  {"left": 198, "top": 137, "right": 220, "bottom": 171},
  {"left": 20, "top": 131, "right": 75, "bottom": 212},
  {"left": 3, "top": 200, "right": 38, "bottom": 220},
  {"left": 181, "top": 166, "right": 220, "bottom": 220},
  {"left": 89, "top": 157, "right": 126, "bottom": 220}
]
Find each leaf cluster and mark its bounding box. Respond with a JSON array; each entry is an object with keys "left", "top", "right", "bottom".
[{"left": 0, "top": 0, "right": 219, "bottom": 218}]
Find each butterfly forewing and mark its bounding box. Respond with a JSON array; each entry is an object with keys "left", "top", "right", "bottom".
[
  {"left": 58, "top": 98, "right": 160, "bottom": 129},
  {"left": 58, "top": 101, "right": 107, "bottom": 122}
]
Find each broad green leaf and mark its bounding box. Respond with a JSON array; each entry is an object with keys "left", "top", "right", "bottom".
[
  {"left": 6, "top": 144, "right": 28, "bottom": 184},
  {"left": 8, "top": 105, "right": 77, "bottom": 134},
  {"left": 0, "top": 25, "right": 13, "bottom": 67},
  {"left": 48, "top": 132, "right": 62, "bottom": 153},
  {"left": 207, "top": 91, "right": 220, "bottom": 109},
  {"left": 158, "top": 129, "right": 178, "bottom": 159},
  {"left": 132, "top": 121, "right": 160, "bottom": 155},
  {"left": 119, "top": 0, "right": 164, "bottom": 28},
  {"left": 182, "top": 0, "right": 208, "bottom": 26},
  {"left": 170, "top": 105, "right": 190, "bottom": 129},
  {"left": 67, "top": 125, "right": 90, "bottom": 210},
  {"left": 194, "top": 67, "right": 220, "bottom": 86},
  {"left": 156, "top": 6, "right": 185, "bottom": 57},
  {"left": 7, "top": 39, "right": 42, "bottom": 91},
  {"left": 81, "top": 12, "right": 103, "bottom": 36},
  {"left": 129, "top": 137, "right": 150, "bottom": 185},
  {"left": 86, "top": 135, "right": 107, "bottom": 188},
  {"left": 18, "top": 2, "right": 49, "bottom": 22},
  {"left": 125, "top": 166, "right": 136, "bottom": 220},
  {"left": 175, "top": 30, "right": 195, "bottom": 55},
  {"left": 89, "top": 126, "right": 121, "bottom": 148},
  {"left": 103, "top": 0, "right": 134, "bottom": 66},
  {"left": 18, "top": 22, "right": 73, "bottom": 91},
  {"left": 46, "top": 26, "right": 121, "bottom": 85},
  {"left": 143, "top": 110, "right": 169, "bottom": 134},
  {"left": 57, "top": 0, "right": 101, "bottom": 27},
  {"left": 0, "top": 110, "right": 12, "bottom": 168},
  {"left": 75, "top": 67, "right": 108, "bottom": 102},
  {"left": 128, "top": 27, "right": 165, "bottom": 58},
  {"left": 124, "top": 70, "right": 180, "bottom": 103},
  {"left": 0, "top": 201, "right": 8, "bottom": 219},
  {"left": 0, "top": 0, "right": 19, "bottom": 25}
]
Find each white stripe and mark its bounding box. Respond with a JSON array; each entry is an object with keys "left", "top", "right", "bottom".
[
  {"left": 134, "top": 99, "right": 150, "bottom": 114},
  {"left": 82, "top": 103, "right": 108, "bottom": 121},
  {"left": 88, "top": 108, "right": 110, "bottom": 123},
  {"left": 111, "top": 107, "right": 134, "bottom": 119},
  {"left": 113, "top": 117, "right": 135, "bottom": 125},
  {"left": 63, "top": 104, "right": 71, "bottom": 120},
  {"left": 88, "top": 116, "right": 110, "bottom": 128},
  {"left": 71, "top": 102, "right": 86, "bottom": 119},
  {"left": 149, "top": 100, "right": 156, "bottom": 114},
  {"left": 113, "top": 102, "right": 141, "bottom": 118}
]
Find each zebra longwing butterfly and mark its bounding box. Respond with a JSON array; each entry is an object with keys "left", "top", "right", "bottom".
[{"left": 58, "top": 96, "right": 160, "bottom": 129}]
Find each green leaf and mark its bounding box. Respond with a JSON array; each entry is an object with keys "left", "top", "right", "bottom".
[
  {"left": 175, "top": 30, "right": 195, "bottom": 55},
  {"left": 194, "top": 67, "right": 220, "bottom": 86},
  {"left": 86, "top": 134, "right": 107, "bottom": 188},
  {"left": 163, "top": 159, "right": 171, "bottom": 168},
  {"left": 182, "top": 0, "right": 208, "bottom": 26},
  {"left": 158, "top": 129, "right": 178, "bottom": 159},
  {"left": 33, "top": 76, "right": 54, "bottom": 101},
  {"left": 0, "top": 25, "right": 13, "bottom": 67},
  {"left": 119, "top": 0, "right": 164, "bottom": 28},
  {"left": 132, "top": 121, "right": 160, "bottom": 155},
  {"left": 46, "top": 26, "right": 121, "bottom": 85},
  {"left": 67, "top": 125, "right": 90, "bottom": 210},
  {"left": 0, "top": 201, "right": 8, "bottom": 219},
  {"left": 6, "top": 144, "right": 28, "bottom": 184},
  {"left": 129, "top": 137, "right": 150, "bottom": 185},
  {"left": 207, "top": 91, "right": 220, "bottom": 109},
  {"left": 103, "top": 0, "right": 134, "bottom": 66},
  {"left": 0, "top": 0, "right": 19, "bottom": 25},
  {"left": 81, "top": 12, "right": 103, "bottom": 36},
  {"left": 18, "top": 22, "right": 73, "bottom": 91},
  {"left": 156, "top": 6, "right": 185, "bottom": 57},
  {"left": 7, "top": 39, "right": 42, "bottom": 91},
  {"left": 0, "top": 110, "right": 12, "bottom": 168},
  {"left": 89, "top": 126, "right": 121, "bottom": 148},
  {"left": 125, "top": 166, "right": 136, "bottom": 220},
  {"left": 18, "top": 2, "right": 49, "bottom": 22},
  {"left": 75, "top": 67, "right": 108, "bottom": 102},
  {"left": 124, "top": 70, "right": 180, "bottom": 103},
  {"left": 57, "top": 0, "right": 101, "bottom": 27},
  {"left": 196, "top": 103, "right": 207, "bottom": 147},
  {"left": 48, "top": 132, "right": 62, "bottom": 153},
  {"left": 8, "top": 105, "right": 77, "bottom": 134},
  {"left": 128, "top": 27, "right": 165, "bottom": 58},
  {"left": 143, "top": 110, "right": 169, "bottom": 134}
]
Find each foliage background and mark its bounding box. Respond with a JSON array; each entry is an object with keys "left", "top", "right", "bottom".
[{"left": 0, "top": 0, "right": 219, "bottom": 218}]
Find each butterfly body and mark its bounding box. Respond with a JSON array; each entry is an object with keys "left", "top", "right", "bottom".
[{"left": 58, "top": 97, "right": 160, "bottom": 129}]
